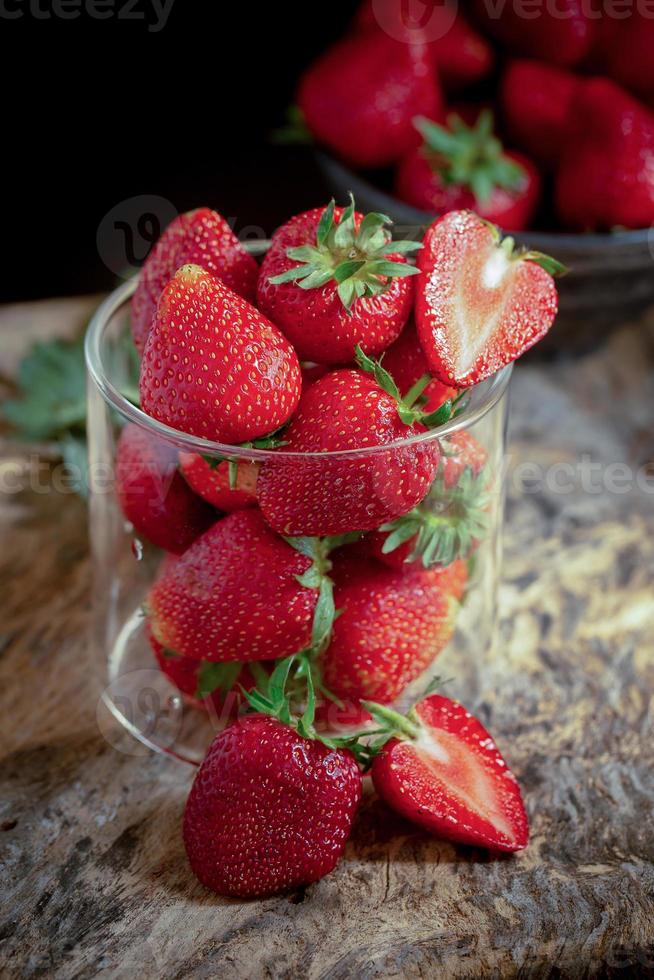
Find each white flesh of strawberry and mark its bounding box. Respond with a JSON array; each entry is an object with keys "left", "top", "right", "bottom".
[
  {"left": 454, "top": 244, "right": 514, "bottom": 380},
  {"left": 414, "top": 726, "right": 514, "bottom": 841}
]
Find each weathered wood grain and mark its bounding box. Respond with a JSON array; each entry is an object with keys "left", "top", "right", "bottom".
[{"left": 1, "top": 307, "right": 653, "bottom": 979}]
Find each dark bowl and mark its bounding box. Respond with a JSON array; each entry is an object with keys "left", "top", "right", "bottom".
[{"left": 317, "top": 151, "right": 654, "bottom": 355}]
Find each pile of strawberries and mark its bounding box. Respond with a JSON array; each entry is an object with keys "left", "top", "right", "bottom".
[
  {"left": 116, "top": 201, "right": 560, "bottom": 898},
  {"left": 297, "top": 0, "right": 654, "bottom": 232}
]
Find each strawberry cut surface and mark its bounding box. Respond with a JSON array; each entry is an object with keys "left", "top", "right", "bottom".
[
  {"left": 371, "top": 694, "right": 529, "bottom": 852},
  {"left": 415, "top": 211, "right": 558, "bottom": 387}
]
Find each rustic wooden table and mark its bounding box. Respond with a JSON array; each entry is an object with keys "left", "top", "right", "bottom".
[{"left": 1, "top": 298, "right": 653, "bottom": 979}]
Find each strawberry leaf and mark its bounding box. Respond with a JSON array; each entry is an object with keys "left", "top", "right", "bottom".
[
  {"left": 415, "top": 110, "right": 525, "bottom": 204},
  {"left": 2, "top": 338, "right": 87, "bottom": 441},
  {"left": 403, "top": 374, "right": 432, "bottom": 409},
  {"left": 421, "top": 399, "right": 454, "bottom": 429},
  {"left": 354, "top": 345, "right": 402, "bottom": 402},
  {"left": 270, "top": 104, "right": 313, "bottom": 146},
  {"left": 365, "top": 260, "right": 420, "bottom": 279},
  {"left": 316, "top": 199, "right": 336, "bottom": 247},
  {"left": 334, "top": 259, "right": 366, "bottom": 283},
  {"left": 285, "top": 536, "right": 320, "bottom": 560},
  {"left": 379, "top": 240, "right": 422, "bottom": 256},
  {"left": 312, "top": 577, "right": 335, "bottom": 650},
  {"left": 201, "top": 454, "right": 224, "bottom": 470},
  {"left": 524, "top": 251, "right": 569, "bottom": 278},
  {"left": 196, "top": 661, "right": 243, "bottom": 700},
  {"left": 268, "top": 266, "right": 310, "bottom": 285}
]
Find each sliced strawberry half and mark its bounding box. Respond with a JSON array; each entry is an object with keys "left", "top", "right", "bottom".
[
  {"left": 368, "top": 694, "right": 529, "bottom": 852},
  {"left": 415, "top": 211, "right": 562, "bottom": 388}
]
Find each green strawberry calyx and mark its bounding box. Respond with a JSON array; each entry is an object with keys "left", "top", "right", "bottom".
[
  {"left": 354, "top": 344, "right": 468, "bottom": 430},
  {"left": 195, "top": 661, "right": 245, "bottom": 701},
  {"left": 268, "top": 195, "right": 422, "bottom": 310},
  {"left": 242, "top": 654, "right": 450, "bottom": 768},
  {"left": 242, "top": 651, "right": 373, "bottom": 763},
  {"left": 285, "top": 533, "right": 360, "bottom": 650},
  {"left": 414, "top": 110, "right": 525, "bottom": 204},
  {"left": 479, "top": 219, "right": 568, "bottom": 278},
  {"left": 379, "top": 461, "right": 491, "bottom": 568}
]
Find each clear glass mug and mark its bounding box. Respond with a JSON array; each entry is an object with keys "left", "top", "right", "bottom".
[{"left": 85, "top": 256, "right": 511, "bottom": 766}]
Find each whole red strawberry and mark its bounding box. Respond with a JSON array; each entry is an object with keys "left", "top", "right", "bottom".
[
  {"left": 382, "top": 320, "right": 457, "bottom": 415},
  {"left": 257, "top": 199, "right": 418, "bottom": 365},
  {"left": 131, "top": 207, "right": 258, "bottom": 353},
  {"left": 367, "top": 430, "right": 490, "bottom": 569},
  {"left": 297, "top": 28, "right": 443, "bottom": 168},
  {"left": 369, "top": 694, "right": 529, "bottom": 852},
  {"left": 354, "top": 0, "right": 494, "bottom": 93},
  {"left": 319, "top": 555, "right": 461, "bottom": 707},
  {"left": 148, "top": 624, "right": 257, "bottom": 716},
  {"left": 147, "top": 509, "right": 326, "bottom": 662},
  {"left": 179, "top": 454, "right": 258, "bottom": 511},
  {"left": 139, "top": 264, "right": 301, "bottom": 443},
  {"left": 500, "top": 60, "right": 579, "bottom": 171},
  {"left": 183, "top": 713, "right": 362, "bottom": 897},
  {"left": 415, "top": 211, "right": 560, "bottom": 388},
  {"left": 472, "top": 0, "right": 595, "bottom": 67},
  {"left": 556, "top": 79, "right": 654, "bottom": 231},
  {"left": 395, "top": 112, "right": 540, "bottom": 232},
  {"left": 115, "top": 423, "right": 215, "bottom": 554},
  {"left": 256, "top": 364, "right": 441, "bottom": 537}
]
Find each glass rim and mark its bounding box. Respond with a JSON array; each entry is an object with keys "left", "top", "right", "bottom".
[{"left": 85, "top": 272, "right": 512, "bottom": 461}]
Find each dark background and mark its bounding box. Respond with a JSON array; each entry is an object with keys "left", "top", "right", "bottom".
[{"left": 1, "top": 0, "right": 359, "bottom": 302}]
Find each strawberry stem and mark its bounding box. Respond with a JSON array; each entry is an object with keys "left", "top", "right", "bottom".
[
  {"left": 354, "top": 344, "right": 455, "bottom": 430},
  {"left": 403, "top": 374, "right": 432, "bottom": 409},
  {"left": 287, "top": 532, "right": 361, "bottom": 653},
  {"left": 360, "top": 700, "right": 420, "bottom": 740}
]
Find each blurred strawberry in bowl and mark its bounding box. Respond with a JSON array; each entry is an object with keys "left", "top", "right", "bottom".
[
  {"left": 500, "top": 60, "right": 579, "bottom": 172},
  {"left": 354, "top": 0, "right": 494, "bottom": 93},
  {"left": 556, "top": 78, "right": 654, "bottom": 231},
  {"left": 395, "top": 111, "right": 540, "bottom": 231},
  {"left": 471, "top": 0, "right": 596, "bottom": 67},
  {"left": 297, "top": 25, "right": 443, "bottom": 169}
]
